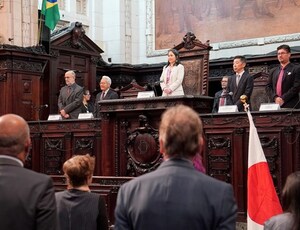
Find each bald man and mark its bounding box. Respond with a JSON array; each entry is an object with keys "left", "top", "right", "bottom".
[
  {"left": 58, "top": 70, "right": 84, "bottom": 119},
  {"left": 0, "top": 114, "right": 57, "bottom": 230}
]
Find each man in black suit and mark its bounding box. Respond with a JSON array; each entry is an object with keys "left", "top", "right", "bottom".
[
  {"left": 94, "top": 75, "right": 119, "bottom": 118},
  {"left": 114, "top": 105, "right": 237, "bottom": 230},
  {"left": 212, "top": 76, "right": 234, "bottom": 113},
  {"left": 0, "top": 114, "right": 57, "bottom": 230},
  {"left": 266, "top": 44, "right": 300, "bottom": 109},
  {"left": 228, "top": 55, "right": 254, "bottom": 111},
  {"left": 58, "top": 70, "right": 83, "bottom": 119}
]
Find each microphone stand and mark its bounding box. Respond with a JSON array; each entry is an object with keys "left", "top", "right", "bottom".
[{"left": 148, "top": 82, "right": 158, "bottom": 97}]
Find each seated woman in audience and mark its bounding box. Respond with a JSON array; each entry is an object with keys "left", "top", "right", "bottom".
[
  {"left": 55, "top": 154, "right": 109, "bottom": 230},
  {"left": 81, "top": 89, "right": 94, "bottom": 113},
  {"left": 264, "top": 171, "right": 300, "bottom": 230}
]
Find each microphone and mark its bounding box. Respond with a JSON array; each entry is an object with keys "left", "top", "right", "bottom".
[
  {"left": 39, "top": 104, "right": 48, "bottom": 108},
  {"left": 219, "top": 92, "right": 233, "bottom": 98},
  {"left": 154, "top": 80, "right": 163, "bottom": 85}
]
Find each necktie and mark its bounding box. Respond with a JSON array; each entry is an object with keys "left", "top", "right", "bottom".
[
  {"left": 100, "top": 91, "right": 105, "bottom": 100},
  {"left": 276, "top": 68, "right": 284, "bottom": 97},
  {"left": 219, "top": 93, "right": 225, "bottom": 106},
  {"left": 219, "top": 96, "right": 225, "bottom": 106},
  {"left": 236, "top": 74, "right": 241, "bottom": 86},
  {"left": 67, "top": 87, "right": 71, "bottom": 96}
]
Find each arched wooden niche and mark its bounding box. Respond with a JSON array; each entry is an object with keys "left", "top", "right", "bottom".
[{"left": 173, "top": 32, "right": 212, "bottom": 96}]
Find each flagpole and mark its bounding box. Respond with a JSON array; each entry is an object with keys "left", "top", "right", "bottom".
[{"left": 37, "top": 12, "right": 43, "bottom": 46}]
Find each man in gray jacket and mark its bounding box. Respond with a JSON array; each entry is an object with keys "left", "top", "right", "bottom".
[{"left": 114, "top": 105, "right": 237, "bottom": 230}]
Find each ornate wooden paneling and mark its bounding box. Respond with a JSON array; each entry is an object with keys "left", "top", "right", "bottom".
[
  {"left": 28, "top": 119, "right": 102, "bottom": 175},
  {"left": 28, "top": 100, "right": 300, "bottom": 224}
]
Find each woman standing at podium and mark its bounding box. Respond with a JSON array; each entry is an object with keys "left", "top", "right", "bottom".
[{"left": 160, "top": 49, "right": 185, "bottom": 96}]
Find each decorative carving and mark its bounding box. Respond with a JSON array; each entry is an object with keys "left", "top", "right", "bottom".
[
  {"left": 44, "top": 139, "right": 64, "bottom": 175},
  {"left": 75, "top": 138, "right": 94, "bottom": 149},
  {"left": 0, "top": 44, "right": 47, "bottom": 54},
  {"left": 0, "top": 59, "right": 43, "bottom": 72},
  {"left": 23, "top": 81, "right": 31, "bottom": 92},
  {"left": 0, "top": 73, "right": 7, "bottom": 81},
  {"left": 71, "top": 22, "right": 85, "bottom": 48},
  {"left": 182, "top": 32, "right": 197, "bottom": 50},
  {"left": 126, "top": 115, "right": 162, "bottom": 176},
  {"left": 50, "top": 49, "right": 60, "bottom": 58},
  {"left": 207, "top": 136, "right": 232, "bottom": 183}
]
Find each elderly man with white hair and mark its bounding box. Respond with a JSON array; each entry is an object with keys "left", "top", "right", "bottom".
[{"left": 93, "top": 75, "right": 119, "bottom": 118}]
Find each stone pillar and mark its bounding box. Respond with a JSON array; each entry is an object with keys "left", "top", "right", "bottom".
[{"left": 0, "top": 0, "right": 38, "bottom": 46}]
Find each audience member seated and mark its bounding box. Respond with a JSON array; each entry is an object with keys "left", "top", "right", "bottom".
[
  {"left": 212, "top": 76, "right": 234, "bottom": 113},
  {"left": 264, "top": 171, "right": 300, "bottom": 230},
  {"left": 114, "top": 105, "right": 237, "bottom": 230},
  {"left": 0, "top": 114, "right": 57, "bottom": 230},
  {"left": 81, "top": 89, "right": 94, "bottom": 113},
  {"left": 55, "top": 154, "right": 109, "bottom": 230}
]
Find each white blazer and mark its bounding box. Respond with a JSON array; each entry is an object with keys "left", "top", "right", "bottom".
[{"left": 160, "top": 64, "right": 185, "bottom": 96}]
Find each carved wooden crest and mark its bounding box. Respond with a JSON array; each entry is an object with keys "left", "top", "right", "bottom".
[{"left": 126, "top": 115, "right": 162, "bottom": 176}]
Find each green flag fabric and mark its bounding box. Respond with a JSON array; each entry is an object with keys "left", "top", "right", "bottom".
[{"left": 41, "top": 0, "right": 60, "bottom": 30}]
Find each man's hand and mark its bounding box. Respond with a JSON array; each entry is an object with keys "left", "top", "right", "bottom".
[
  {"left": 60, "top": 109, "right": 70, "bottom": 118},
  {"left": 275, "top": 97, "right": 284, "bottom": 106}
]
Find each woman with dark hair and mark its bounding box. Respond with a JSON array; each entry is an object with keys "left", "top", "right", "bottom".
[
  {"left": 160, "top": 49, "right": 185, "bottom": 96},
  {"left": 55, "top": 154, "right": 109, "bottom": 230},
  {"left": 264, "top": 171, "right": 300, "bottom": 230},
  {"left": 81, "top": 89, "right": 94, "bottom": 113}
]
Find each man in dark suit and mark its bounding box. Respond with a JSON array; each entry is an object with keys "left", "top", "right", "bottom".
[
  {"left": 94, "top": 75, "right": 119, "bottom": 118},
  {"left": 114, "top": 105, "right": 237, "bottom": 230},
  {"left": 58, "top": 70, "right": 83, "bottom": 119},
  {"left": 212, "top": 76, "right": 234, "bottom": 113},
  {"left": 0, "top": 114, "right": 57, "bottom": 230},
  {"left": 266, "top": 44, "right": 300, "bottom": 109},
  {"left": 229, "top": 55, "right": 254, "bottom": 111}
]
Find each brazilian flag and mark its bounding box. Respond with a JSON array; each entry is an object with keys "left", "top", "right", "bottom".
[{"left": 41, "top": 0, "right": 60, "bottom": 30}]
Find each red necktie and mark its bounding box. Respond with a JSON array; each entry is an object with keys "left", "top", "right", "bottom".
[
  {"left": 219, "top": 95, "right": 225, "bottom": 106},
  {"left": 276, "top": 68, "right": 284, "bottom": 97}
]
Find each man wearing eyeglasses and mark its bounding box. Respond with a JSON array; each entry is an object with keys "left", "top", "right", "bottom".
[
  {"left": 58, "top": 70, "right": 84, "bottom": 119},
  {"left": 266, "top": 44, "right": 300, "bottom": 109}
]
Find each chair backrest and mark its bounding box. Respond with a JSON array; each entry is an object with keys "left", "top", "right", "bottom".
[
  {"left": 173, "top": 32, "right": 212, "bottom": 96},
  {"left": 118, "top": 79, "right": 147, "bottom": 99},
  {"left": 250, "top": 72, "right": 270, "bottom": 111}
]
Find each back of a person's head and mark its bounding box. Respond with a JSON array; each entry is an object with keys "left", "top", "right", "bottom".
[
  {"left": 282, "top": 171, "right": 300, "bottom": 230},
  {"left": 159, "top": 105, "right": 203, "bottom": 158},
  {"left": 63, "top": 154, "right": 95, "bottom": 187},
  {"left": 0, "top": 114, "right": 30, "bottom": 157}
]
